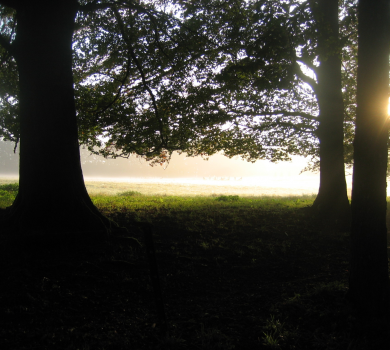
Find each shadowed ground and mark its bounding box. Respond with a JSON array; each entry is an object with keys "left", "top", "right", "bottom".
[{"left": 0, "top": 190, "right": 389, "bottom": 349}]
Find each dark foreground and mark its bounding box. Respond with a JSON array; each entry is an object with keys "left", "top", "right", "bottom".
[{"left": 1, "top": 199, "right": 389, "bottom": 349}]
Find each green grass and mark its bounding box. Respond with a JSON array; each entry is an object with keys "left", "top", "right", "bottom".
[
  {"left": 89, "top": 192, "right": 316, "bottom": 237},
  {"left": 0, "top": 184, "right": 316, "bottom": 223}
]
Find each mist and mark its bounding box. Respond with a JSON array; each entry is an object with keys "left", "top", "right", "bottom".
[
  {"left": 0, "top": 140, "right": 337, "bottom": 195},
  {"left": 0, "top": 140, "right": 18, "bottom": 177},
  {"left": 80, "top": 149, "right": 313, "bottom": 179},
  {"left": 0, "top": 139, "right": 316, "bottom": 179}
]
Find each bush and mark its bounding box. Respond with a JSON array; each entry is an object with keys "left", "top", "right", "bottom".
[
  {"left": 0, "top": 183, "right": 19, "bottom": 193},
  {"left": 0, "top": 189, "right": 13, "bottom": 200},
  {"left": 215, "top": 195, "right": 240, "bottom": 202},
  {"left": 0, "top": 184, "right": 18, "bottom": 208},
  {"left": 118, "top": 190, "right": 143, "bottom": 197}
]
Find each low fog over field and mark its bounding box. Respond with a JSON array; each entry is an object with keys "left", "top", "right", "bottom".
[
  {"left": 0, "top": 140, "right": 353, "bottom": 196},
  {"left": 81, "top": 148, "right": 312, "bottom": 179},
  {"left": 0, "top": 139, "right": 314, "bottom": 179}
]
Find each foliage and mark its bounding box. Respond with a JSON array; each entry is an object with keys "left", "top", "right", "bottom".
[
  {"left": 117, "top": 190, "right": 143, "bottom": 197},
  {"left": 214, "top": 0, "right": 319, "bottom": 164},
  {"left": 0, "top": 5, "right": 18, "bottom": 143},
  {"left": 73, "top": 0, "right": 245, "bottom": 164},
  {"left": 208, "top": 0, "right": 359, "bottom": 170},
  {"left": 339, "top": 0, "right": 358, "bottom": 168},
  {"left": 0, "top": 0, "right": 360, "bottom": 170},
  {"left": 0, "top": 182, "right": 17, "bottom": 207},
  {"left": 215, "top": 194, "right": 240, "bottom": 202},
  {"left": 0, "top": 1, "right": 234, "bottom": 164},
  {"left": 0, "top": 182, "right": 18, "bottom": 192}
]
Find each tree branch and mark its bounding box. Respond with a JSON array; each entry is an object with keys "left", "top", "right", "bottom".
[
  {"left": 229, "top": 108, "right": 318, "bottom": 122},
  {"left": 295, "top": 57, "right": 318, "bottom": 75},
  {"left": 111, "top": 5, "right": 167, "bottom": 147},
  {"left": 293, "top": 62, "right": 318, "bottom": 93},
  {"left": 263, "top": 110, "right": 318, "bottom": 121}
]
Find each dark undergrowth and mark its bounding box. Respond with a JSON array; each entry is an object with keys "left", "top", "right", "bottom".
[{"left": 0, "top": 184, "right": 389, "bottom": 349}]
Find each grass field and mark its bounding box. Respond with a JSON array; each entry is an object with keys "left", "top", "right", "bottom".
[
  {"left": 0, "top": 183, "right": 389, "bottom": 349},
  {"left": 0, "top": 177, "right": 321, "bottom": 197}
]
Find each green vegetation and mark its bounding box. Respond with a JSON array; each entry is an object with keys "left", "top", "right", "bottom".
[
  {"left": 117, "top": 190, "right": 144, "bottom": 197},
  {"left": 0, "top": 182, "right": 18, "bottom": 207},
  {"left": 214, "top": 195, "right": 240, "bottom": 202},
  {"left": 2, "top": 183, "right": 386, "bottom": 349}
]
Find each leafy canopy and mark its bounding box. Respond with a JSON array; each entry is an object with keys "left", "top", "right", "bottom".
[{"left": 0, "top": 0, "right": 359, "bottom": 168}]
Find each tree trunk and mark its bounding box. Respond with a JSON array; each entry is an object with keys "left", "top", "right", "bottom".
[
  {"left": 348, "top": 0, "right": 390, "bottom": 318},
  {"left": 3, "top": 1, "right": 113, "bottom": 234},
  {"left": 310, "top": 0, "right": 350, "bottom": 228}
]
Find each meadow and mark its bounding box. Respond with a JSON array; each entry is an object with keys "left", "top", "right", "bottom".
[
  {"left": 0, "top": 182, "right": 388, "bottom": 349},
  {"left": 83, "top": 177, "right": 321, "bottom": 197}
]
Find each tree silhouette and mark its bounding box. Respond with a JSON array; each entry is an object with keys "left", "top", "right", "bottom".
[
  {"left": 205, "top": 0, "right": 354, "bottom": 226},
  {"left": 0, "top": 0, "right": 113, "bottom": 234},
  {"left": 0, "top": 0, "right": 239, "bottom": 234},
  {"left": 349, "top": 0, "right": 390, "bottom": 318}
]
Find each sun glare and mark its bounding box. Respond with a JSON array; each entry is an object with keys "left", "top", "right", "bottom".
[{"left": 388, "top": 97, "right": 390, "bottom": 116}]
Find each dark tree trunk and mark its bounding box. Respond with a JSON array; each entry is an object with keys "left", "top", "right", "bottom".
[
  {"left": 348, "top": 0, "right": 390, "bottom": 318},
  {"left": 3, "top": 1, "right": 112, "bottom": 234},
  {"left": 310, "top": 0, "right": 350, "bottom": 228}
]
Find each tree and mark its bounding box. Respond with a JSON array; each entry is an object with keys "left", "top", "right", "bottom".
[
  {"left": 73, "top": 0, "right": 252, "bottom": 164},
  {"left": 308, "top": 0, "right": 350, "bottom": 223},
  {"left": 209, "top": 0, "right": 356, "bottom": 226},
  {"left": 0, "top": 0, "right": 360, "bottom": 234},
  {"left": 348, "top": 0, "right": 390, "bottom": 318},
  {"left": 0, "top": 0, "right": 115, "bottom": 234},
  {"left": 0, "top": 0, "right": 242, "bottom": 233}
]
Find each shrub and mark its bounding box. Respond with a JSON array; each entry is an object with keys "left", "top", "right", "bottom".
[
  {"left": 0, "top": 183, "right": 19, "bottom": 193},
  {"left": 118, "top": 190, "right": 143, "bottom": 197},
  {"left": 0, "top": 185, "right": 18, "bottom": 208},
  {"left": 215, "top": 195, "right": 240, "bottom": 202}
]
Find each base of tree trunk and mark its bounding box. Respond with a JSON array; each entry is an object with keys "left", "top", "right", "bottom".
[
  {"left": 311, "top": 194, "right": 351, "bottom": 231},
  {"left": 0, "top": 194, "right": 118, "bottom": 237}
]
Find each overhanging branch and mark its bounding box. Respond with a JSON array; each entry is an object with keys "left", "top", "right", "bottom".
[
  {"left": 234, "top": 121, "right": 316, "bottom": 134},
  {"left": 293, "top": 61, "right": 318, "bottom": 93},
  {"left": 296, "top": 58, "right": 318, "bottom": 75},
  {"left": 228, "top": 108, "right": 318, "bottom": 122},
  {"left": 112, "top": 5, "right": 166, "bottom": 148}
]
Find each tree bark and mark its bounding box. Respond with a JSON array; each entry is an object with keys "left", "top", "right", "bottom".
[
  {"left": 2, "top": 0, "right": 113, "bottom": 234},
  {"left": 348, "top": 0, "right": 390, "bottom": 318},
  {"left": 310, "top": 0, "right": 350, "bottom": 228}
]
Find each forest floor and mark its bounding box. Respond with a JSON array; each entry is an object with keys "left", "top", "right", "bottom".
[{"left": 0, "top": 189, "right": 389, "bottom": 349}]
